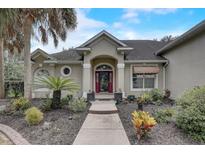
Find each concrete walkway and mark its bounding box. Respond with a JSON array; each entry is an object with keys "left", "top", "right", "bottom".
[{"left": 73, "top": 100, "right": 130, "bottom": 145}]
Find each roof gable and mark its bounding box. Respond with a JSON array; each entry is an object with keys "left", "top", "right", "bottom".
[
  {"left": 31, "top": 48, "right": 55, "bottom": 60},
  {"left": 78, "top": 30, "right": 128, "bottom": 47}
]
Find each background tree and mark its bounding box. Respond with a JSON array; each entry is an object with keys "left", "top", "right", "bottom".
[
  {"left": 0, "top": 9, "right": 20, "bottom": 99},
  {"left": 160, "top": 35, "right": 177, "bottom": 43},
  {"left": 18, "top": 8, "right": 77, "bottom": 99}
]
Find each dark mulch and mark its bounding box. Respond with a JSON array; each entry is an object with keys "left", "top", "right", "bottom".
[
  {"left": 0, "top": 99, "right": 90, "bottom": 145},
  {"left": 117, "top": 102, "right": 201, "bottom": 145}
]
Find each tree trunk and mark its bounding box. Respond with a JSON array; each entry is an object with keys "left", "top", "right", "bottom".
[
  {"left": 0, "top": 38, "right": 5, "bottom": 99},
  {"left": 52, "top": 90, "right": 61, "bottom": 109},
  {"left": 23, "top": 18, "right": 32, "bottom": 99}
]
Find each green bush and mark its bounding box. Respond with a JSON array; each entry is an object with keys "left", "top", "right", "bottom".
[
  {"left": 25, "top": 107, "right": 44, "bottom": 125},
  {"left": 11, "top": 97, "right": 31, "bottom": 111},
  {"left": 138, "top": 92, "right": 152, "bottom": 104},
  {"left": 176, "top": 86, "right": 205, "bottom": 142},
  {"left": 40, "top": 99, "right": 52, "bottom": 112},
  {"left": 61, "top": 95, "right": 73, "bottom": 106},
  {"left": 149, "top": 89, "right": 163, "bottom": 102},
  {"left": 69, "top": 98, "right": 87, "bottom": 112},
  {"left": 154, "top": 108, "right": 174, "bottom": 123}
]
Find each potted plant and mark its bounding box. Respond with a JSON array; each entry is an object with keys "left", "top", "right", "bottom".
[
  {"left": 114, "top": 89, "right": 122, "bottom": 104},
  {"left": 87, "top": 90, "right": 95, "bottom": 102},
  {"left": 137, "top": 93, "right": 151, "bottom": 111}
]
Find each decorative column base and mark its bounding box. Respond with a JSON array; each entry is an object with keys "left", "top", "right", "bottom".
[{"left": 83, "top": 91, "right": 87, "bottom": 98}]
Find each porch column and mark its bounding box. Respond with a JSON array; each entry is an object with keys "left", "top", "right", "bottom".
[
  {"left": 82, "top": 63, "right": 91, "bottom": 98},
  {"left": 117, "top": 63, "right": 125, "bottom": 97}
]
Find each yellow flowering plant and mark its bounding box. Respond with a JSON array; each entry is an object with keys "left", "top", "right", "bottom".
[{"left": 131, "top": 111, "right": 157, "bottom": 140}]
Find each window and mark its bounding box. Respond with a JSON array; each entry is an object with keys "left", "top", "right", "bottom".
[
  {"left": 35, "top": 68, "right": 50, "bottom": 77},
  {"left": 61, "top": 66, "right": 72, "bottom": 76},
  {"left": 132, "top": 73, "right": 156, "bottom": 90}
]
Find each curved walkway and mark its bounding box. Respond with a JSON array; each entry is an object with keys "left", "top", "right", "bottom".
[
  {"left": 0, "top": 124, "right": 30, "bottom": 145},
  {"left": 73, "top": 100, "right": 130, "bottom": 145}
]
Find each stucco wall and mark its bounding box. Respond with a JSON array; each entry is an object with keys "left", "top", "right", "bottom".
[
  {"left": 32, "top": 58, "right": 83, "bottom": 98},
  {"left": 124, "top": 63, "right": 164, "bottom": 97},
  {"left": 84, "top": 36, "right": 124, "bottom": 63},
  {"left": 163, "top": 32, "right": 205, "bottom": 98}
]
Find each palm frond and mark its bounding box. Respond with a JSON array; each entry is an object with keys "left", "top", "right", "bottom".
[{"left": 34, "top": 76, "right": 80, "bottom": 92}]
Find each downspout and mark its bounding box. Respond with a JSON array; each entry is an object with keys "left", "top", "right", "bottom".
[{"left": 163, "top": 60, "right": 169, "bottom": 90}]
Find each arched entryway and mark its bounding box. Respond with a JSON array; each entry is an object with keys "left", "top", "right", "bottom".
[{"left": 95, "top": 64, "right": 114, "bottom": 93}]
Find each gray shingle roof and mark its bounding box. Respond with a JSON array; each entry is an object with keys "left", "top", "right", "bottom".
[
  {"left": 48, "top": 40, "right": 168, "bottom": 61},
  {"left": 50, "top": 49, "right": 82, "bottom": 61},
  {"left": 121, "top": 40, "right": 168, "bottom": 60},
  {"left": 156, "top": 20, "right": 205, "bottom": 55}
]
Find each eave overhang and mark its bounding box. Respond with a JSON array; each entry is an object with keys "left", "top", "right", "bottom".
[{"left": 124, "top": 60, "right": 168, "bottom": 64}]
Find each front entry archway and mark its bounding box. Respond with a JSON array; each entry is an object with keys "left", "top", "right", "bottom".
[{"left": 95, "top": 64, "right": 113, "bottom": 93}]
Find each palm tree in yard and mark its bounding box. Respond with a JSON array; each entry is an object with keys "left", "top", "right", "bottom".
[
  {"left": 35, "top": 76, "right": 80, "bottom": 109},
  {"left": 19, "top": 9, "right": 77, "bottom": 99},
  {"left": 0, "top": 9, "right": 21, "bottom": 99}
]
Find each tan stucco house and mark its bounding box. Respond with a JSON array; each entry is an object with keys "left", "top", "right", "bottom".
[{"left": 31, "top": 20, "right": 205, "bottom": 98}]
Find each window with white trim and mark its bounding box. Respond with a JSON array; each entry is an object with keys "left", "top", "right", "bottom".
[{"left": 132, "top": 73, "right": 156, "bottom": 90}]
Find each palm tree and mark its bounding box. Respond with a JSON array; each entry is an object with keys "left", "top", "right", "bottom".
[
  {"left": 0, "top": 9, "right": 20, "bottom": 99},
  {"left": 18, "top": 9, "right": 77, "bottom": 99},
  {"left": 35, "top": 76, "right": 80, "bottom": 109}
]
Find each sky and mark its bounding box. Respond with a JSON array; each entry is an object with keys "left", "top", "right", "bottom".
[{"left": 31, "top": 8, "right": 205, "bottom": 53}]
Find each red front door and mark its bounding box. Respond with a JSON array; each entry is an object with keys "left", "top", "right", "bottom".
[{"left": 95, "top": 71, "right": 113, "bottom": 93}]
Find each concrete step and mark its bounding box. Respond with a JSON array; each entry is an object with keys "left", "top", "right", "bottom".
[{"left": 89, "top": 100, "right": 118, "bottom": 114}]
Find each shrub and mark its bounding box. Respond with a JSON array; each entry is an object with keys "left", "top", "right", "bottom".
[
  {"left": 25, "top": 107, "right": 44, "bottom": 125},
  {"left": 40, "top": 98, "right": 52, "bottom": 112},
  {"left": 153, "top": 108, "right": 174, "bottom": 123},
  {"left": 176, "top": 86, "right": 205, "bottom": 142},
  {"left": 149, "top": 89, "right": 163, "bottom": 102},
  {"left": 34, "top": 76, "right": 80, "bottom": 109},
  {"left": 11, "top": 97, "right": 31, "bottom": 111},
  {"left": 138, "top": 92, "right": 152, "bottom": 104},
  {"left": 69, "top": 98, "right": 87, "bottom": 112},
  {"left": 132, "top": 111, "right": 157, "bottom": 140},
  {"left": 61, "top": 95, "right": 73, "bottom": 106}
]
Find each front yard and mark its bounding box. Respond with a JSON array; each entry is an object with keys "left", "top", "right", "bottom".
[
  {"left": 0, "top": 99, "right": 90, "bottom": 144},
  {"left": 117, "top": 102, "right": 200, "bottom": 145}
]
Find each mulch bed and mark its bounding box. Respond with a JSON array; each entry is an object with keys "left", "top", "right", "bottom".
[
  {"left": 0, "top": 99, "right": 90, "bottom": 145},
  {"left": 117, "top": 102, "right": 201, "bottom": 145}
]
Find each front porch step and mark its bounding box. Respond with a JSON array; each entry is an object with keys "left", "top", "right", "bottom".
[
  {"left": 89, "top": 100, "right": 118, "bottom": 114},
  {"left": 95, "top": 94, "right": 114, "bottom": 101}
]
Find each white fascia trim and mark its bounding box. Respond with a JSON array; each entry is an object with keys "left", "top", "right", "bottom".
[
  {"left": 31, "top": 49, "right": 55, "bottom": 60},
  {"left": 79, "top": 30, "right": 128, "bottom": 47},
  {"left": 43, "top": 60, "right": 83, "bottom": 64},
  {"left": 75, "top": 47, "right": 91, "bottom": 51},
  {"left": 117, "top": 47, "right": 133, "bottom": 51},
  {"left": 125, "top": 60, "right": 168, "bottom": 63},
  {"left": 18, "top": 60, "right": 35, "bottom": 64}
]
